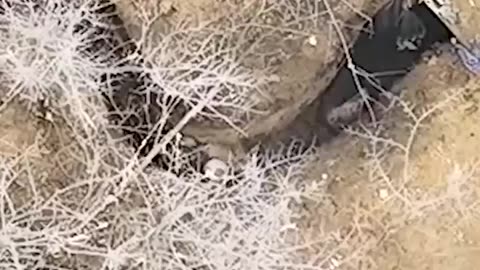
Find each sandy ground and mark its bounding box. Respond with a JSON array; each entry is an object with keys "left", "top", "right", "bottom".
[
  {"left": 299, "top": 53, "right": 480, "bottom": 269},
  {"left": 2, "top": 0, "right": 480, "bottom": 269}
]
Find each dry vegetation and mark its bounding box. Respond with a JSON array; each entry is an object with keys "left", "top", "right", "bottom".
[
  {"left": 112, "top": 0, "right": 384, "bottom": 149},
  {"left": 0, "top": 0, "right": 479, "bottom": 270}
]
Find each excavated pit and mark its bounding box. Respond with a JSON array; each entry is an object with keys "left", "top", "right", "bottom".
[{"left": 104, "top": 0, "right": 461, "bottom": 164}]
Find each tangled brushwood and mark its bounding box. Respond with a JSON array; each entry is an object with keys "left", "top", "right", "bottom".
[
  {"left": 2, "top": 0, "right": 480, "bottom": 269},
  {"left": 0, "top": 0, "right": 341, "bottom": 269}
]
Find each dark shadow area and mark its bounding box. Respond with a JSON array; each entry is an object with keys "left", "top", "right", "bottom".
[
  {"left": 247, "top": 0, "right": 454, "bottom": 153},
  {"left": 0, "top": 0, "right": 213, "bottom": 174},
  {"left": 95, "top": 6, "right": 209, "bottom": 172}
]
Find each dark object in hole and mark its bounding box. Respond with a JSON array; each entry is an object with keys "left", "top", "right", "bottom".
[
  {"left": 317, "top": 0, "right": 453, "bottom": 127},
  {"left": 55, "top": 0, "right": 210, "bottom": 171},
  {"left": 251, "top": 0, "right": 454, "bottom": 152}
]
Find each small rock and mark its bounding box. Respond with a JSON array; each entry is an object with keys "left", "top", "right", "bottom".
[
  {"left": 378, "top": 188, "right": 389, "bottom": 199},
  {"left": 45, "top": 111, "right": 54, "bottom": 122},
  {"left": 181, "top": 136, "right": 198, "bottom": 147},
  {"left": 97, "top": 221, "right": 109, "bottom": 230},
  {"left": 307, "top": 35, "right": 317, "bottom": 46},
  {"left": 159, "top": 0, "right": 175, "bottom": 15},
  {"left": 427, "top": 55, "right": 438, "bottom": 66},
  {"left": 330, "top": 257, "right": 340, "bottom": 269}
]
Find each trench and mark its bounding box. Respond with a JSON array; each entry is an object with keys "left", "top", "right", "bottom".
[
  {"left": 99, "top": 0, "right": 460, "bottom": 170},
  {"left": 247, "top": 1, "right": 455, "bottom": 153}
]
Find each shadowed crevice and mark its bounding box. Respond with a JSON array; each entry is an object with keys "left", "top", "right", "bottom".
[{"left": 247, "top": 0, "right": 454, "bottom": 153}]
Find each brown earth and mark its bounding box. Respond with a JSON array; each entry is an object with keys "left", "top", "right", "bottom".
[
  {"left": 299, "top": 52, "right": 480, "bottom": 269},
  {"left": 1, "top": 0, "right": 479, "bottom": 269}
]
